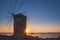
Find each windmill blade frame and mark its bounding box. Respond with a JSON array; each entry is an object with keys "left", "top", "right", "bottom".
[
  {"left": 15, "top": 0, "right": 24, "bottom": 13},
  {"left": 6, "top": 16, "right": 13, "bottom": 29},
  {"left": 13, "top": 0, "right": 20, "bottom": 13},
  {"left": 6, "top": 0, "right": 25, "bottom": 29},
  {"left": 8, "top": 0, "right": 18, "bottom": 14},
  {"left": 8, "top": 0, "right": 24, "bottom": 14}
]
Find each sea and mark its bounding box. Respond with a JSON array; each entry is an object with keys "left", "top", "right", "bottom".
[{"left": 28, "top": 33, "right": 60, "bottom": 38}]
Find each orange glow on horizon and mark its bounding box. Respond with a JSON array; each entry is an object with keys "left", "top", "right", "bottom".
[
  {"left": 0, "top": 24, "right": 60, "bottom": 33},
  {"left": 26, "top": 28, "right": 31, "bottom": 34}
]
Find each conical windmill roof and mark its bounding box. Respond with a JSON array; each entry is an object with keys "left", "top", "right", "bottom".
[{"left": 14, "top": 13, "right": 26, "bottom": 18}]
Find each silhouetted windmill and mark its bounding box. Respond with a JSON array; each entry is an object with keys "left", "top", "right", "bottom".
[{"left": 6, "top": 0, "right": 27, "bottom": 37}]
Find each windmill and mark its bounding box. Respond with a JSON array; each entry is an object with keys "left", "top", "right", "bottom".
[{"left": 6, "top": 0, "right": 27, "bottom": 37}]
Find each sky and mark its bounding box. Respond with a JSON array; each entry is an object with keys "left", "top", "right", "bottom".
[{"left": 0, "top": 0, "right": 60, "bottom": 33}]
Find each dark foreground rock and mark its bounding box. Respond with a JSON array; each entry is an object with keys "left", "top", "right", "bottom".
[{"left": 0, "top": 35, "right": 60, "bottom": 40}]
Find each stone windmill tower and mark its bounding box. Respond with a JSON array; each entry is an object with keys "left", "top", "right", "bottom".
[
  {"left": 6, "top": 0, "right": 27, "bottom": 38},
  {"left": 14, "top": 14, "right": 27, "bottom": 37}
]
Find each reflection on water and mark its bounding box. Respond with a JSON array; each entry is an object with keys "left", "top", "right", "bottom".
[{"left": 28, "top": 33, "right": 60, "bottom": 38}]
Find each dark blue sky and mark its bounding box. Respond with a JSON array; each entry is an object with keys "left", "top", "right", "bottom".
[{"left": 0, "top": 0, "right": 60, "bottom": 32}]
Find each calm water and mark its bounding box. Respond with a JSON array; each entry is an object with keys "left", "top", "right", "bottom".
[{"left": 28, "top": 33, "right": 60, "bottom": 38}]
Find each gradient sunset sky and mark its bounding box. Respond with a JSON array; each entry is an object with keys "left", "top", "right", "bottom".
[{"left": 0, "top": 0, "right": 60, "bottom": 33}]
